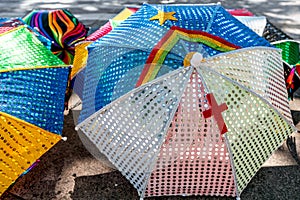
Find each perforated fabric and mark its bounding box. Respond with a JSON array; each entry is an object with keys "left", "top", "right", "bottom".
[
  {"left": 0, "top": 26, "right": 69, "bottom": 134},
  {"left": 198, "top": 66, "right": 295, "bottom": 195},
  {"left": 72, "top": 41, "right": 93, "bottom": 79},
  {"left": 0, "top": 25, "right": 69, "bottom": 196},
  {"left": 77, "top": 68, "right": 192, "bottom": 197},
  {"left": 0, "top": 67, "right": 70, "bottom": 134},
  {"left": 204, "top": 47, "right": 293, "bottom": 123},
  {"left": 0, "top": 18, "right": 52, "bottom": 50},
  {"left": 235, "top": 16, "right": 267, "bottom": 36},
  {"left": 78, "top": 3, "right": 272, "bottom": 123},
  {"left": 0, "top": 112, "right": 61, "bottom": 196},
  {"left": 77, "top": 63, "right": 295, "bottom": 198},
  {"left": 272, "top": 40, "right": 300, "bottom": 65},
  {"left": 263, "top": 20, "right": 293, "bottom": 43},
  {"left": 145, "top": 70, "right": 236, "bottom": 197},
  {"left": 0, "top": 26, "right": 64, "bottom": 71}
]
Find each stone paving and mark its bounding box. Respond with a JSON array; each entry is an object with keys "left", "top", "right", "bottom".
[{"left": 0, "top": 1, "right": 300, "bottom": 200}]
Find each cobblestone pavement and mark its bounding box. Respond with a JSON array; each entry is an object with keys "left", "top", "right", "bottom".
[{"left": 0, "top": 1, "right": 300, "bottom": 200}]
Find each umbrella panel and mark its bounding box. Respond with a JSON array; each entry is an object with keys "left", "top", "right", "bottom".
[{"left": 0, "top": 112, "right": 61, "bottom": 196}]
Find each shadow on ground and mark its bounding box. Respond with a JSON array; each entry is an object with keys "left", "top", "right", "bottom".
[{"left": 71, "top": 166, "right": 300, "bottom": 200}]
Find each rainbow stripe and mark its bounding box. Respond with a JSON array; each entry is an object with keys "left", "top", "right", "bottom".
[{"left": 136, "top": 26, "right": 241, "bottom": 86}]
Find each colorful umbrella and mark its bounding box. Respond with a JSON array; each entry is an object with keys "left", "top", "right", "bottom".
[
  {"left": 23, "top": 9, "right": 88, "bottom": 65},
  {"left": 0, "top": 26, "right": 70, "bottom": 196},
  {"left": 76, "top": 47, "right": 296, "bottom": 199},
  {"left": 77, "top": 3, "right": 273, "bottom": 124},
  {"left": 75, "top": 3, "right": 295, "bottom": 199}
]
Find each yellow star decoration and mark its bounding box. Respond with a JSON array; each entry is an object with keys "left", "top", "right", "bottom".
[{"left": 149, "top": 10, "right": 178, "bottom": 25}]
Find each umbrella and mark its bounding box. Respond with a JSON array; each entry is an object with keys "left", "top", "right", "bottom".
[
  {"left": 77, "top": 3, "right": 273, "bottom": 124},
  {"left": 23, "top": 9, "right": 88, "bottom": 65},
  {"left": 76, "top": 46, "right": 296, "bottom": 198},
  {"left": 0, "top": 26, "right": 70, "bottom": 196},
  {"left": 76, "top": 3, "right": 295, "bottom": 198}
]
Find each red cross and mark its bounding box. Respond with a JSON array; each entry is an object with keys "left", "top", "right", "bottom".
[{"left": 202, "top": 93, "right": 228, "bottom": 135}]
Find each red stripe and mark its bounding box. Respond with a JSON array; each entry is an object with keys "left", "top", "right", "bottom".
[{"left": 171, "top": 26, "right": 240, "bottom": 49}]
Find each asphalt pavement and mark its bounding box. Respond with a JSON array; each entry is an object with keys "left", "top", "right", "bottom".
[{"left": 0, "top": 1, "right": 300, "bottom": 200}]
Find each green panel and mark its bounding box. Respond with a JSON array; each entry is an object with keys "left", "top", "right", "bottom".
[
  {"left": 274, "top": 41, "right": 300, "bottom": 65},
  {"left": 0, "top": 26, "right": 65, "bottom": 71}
]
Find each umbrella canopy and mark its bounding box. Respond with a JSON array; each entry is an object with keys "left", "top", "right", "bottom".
[
  {"left": 76, "top": 47, "right": 295, "bottom": 199},
  {"left": 71, "top": 7, "right": 139, "bottom": 81},
  {"left": 0, "top": 26, "right": 70, "bottom": 196},
  {"left": 23, "top": 9, "right": 88, "bottom": 65},
  {"left": 228, "top": 9, "right": 300, "bottom": 100},
  {"left": 77, "top": 3, "right": 273, "bottom": 124}
]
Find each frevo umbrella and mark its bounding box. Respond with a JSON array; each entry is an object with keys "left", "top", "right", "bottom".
[
  {"left": 0, "top": 26, "right": 70, "bottom": 196},
  {"left": 77, "top": 3, "right": 274, "bottom": 124},
  {"left": 23, "top": 9, "right": 88, "bottom": 65},
  {"left": 76, "top": 3, "right": 295, "bottom": 198},
  {"left": 76, "top": 47, "right": 296, "bottom": 198}
]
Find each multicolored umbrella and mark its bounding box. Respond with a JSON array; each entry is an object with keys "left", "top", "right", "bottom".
[
  {"left": 77, "top": 3, "right": 272, "bottom": 124},
  {"left": 0, "top": 26, "right": 70, "bottom": 196},
  {"left": 76, "top": 46, "right": 296, "bottom": 199},
  {"left": 75, "top": 3, "right": 295, "bottom": 199},
  {"left": 23, "top": 9, "right": 88, "bottom": 65}
]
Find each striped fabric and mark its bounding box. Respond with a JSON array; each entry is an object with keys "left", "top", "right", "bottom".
[{"left": 23, "top": 9, "right": 88, "bottom": 65}]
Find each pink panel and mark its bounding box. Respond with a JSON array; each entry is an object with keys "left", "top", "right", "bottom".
[
  {"left": 227, "top": 8, "right": 254, "bottom": 16},
  {"left": 86, "top": 22, "right": 112, "bottom": 41},
  {"left": 145, "top": 70, "right": 236, "bottom": 197}
]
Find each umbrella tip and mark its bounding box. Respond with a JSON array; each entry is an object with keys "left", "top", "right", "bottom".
[
  {"left": 62, "top": 137, "right": 68, "bottom": 141},
  {"left": 190, "top": 52, "right": 204, "bottom": 67},
  {"left": 184, "top": 52, "right": 204, "bottom": 67}
]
